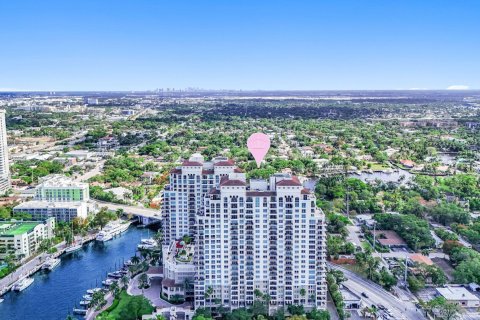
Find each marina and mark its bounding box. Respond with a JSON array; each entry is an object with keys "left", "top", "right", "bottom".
[{"left": 0, "top": 226, "right": 152, "bottom": 320}]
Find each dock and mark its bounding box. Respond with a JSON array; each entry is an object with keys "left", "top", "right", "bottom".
[{"left": 0, "top": 233, "right": 97, "bottom": 296}]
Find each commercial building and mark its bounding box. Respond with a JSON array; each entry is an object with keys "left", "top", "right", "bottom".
[
  {"left": 340, "top": 286, "right": 362, "bottom": 310},
  {"left": 436, "top": 286, "right": 480, "bottom": 308},
  {"left": 0, "top": 217, "right": 55, "bottom": 260},
  {"left": 194, "top": 172, "right": 327, "bottom": 312},
  {"left": 0, "top": 110, "right": 10, "bottom": 194},
  {"left": 35, "top": 174, "right": 89, "bottom": 202},
  {"left": 162, "top": 154, "right": 241, "bottom": 243},
  {"left": 13, "top": 201, "right": 88, "bottom": 222}
]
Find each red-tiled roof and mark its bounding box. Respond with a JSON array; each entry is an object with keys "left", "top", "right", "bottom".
[
  {"left": 182, "top": 161, "right": 202, "bottom": 166},
  {"left": 220, "top": 179, "right": 247, "bottom": 187},
  {"left": 373, "top": 230, "right": 407, "bottom": 246},
  {"left": 410, "top": 254, "right": 433, "bottom": 266},
  {"left": 277, "top": 178, "right": 302, "bottom": 187},
  {"left": 301, "top": 188, "right": 311, "bottom": 194},
  {"left": 209, "top": 188, "right": 220, "bottom": 195},
  {"left": 202, "top": 169, "right": 214, "bottom": 175},
  {"left": 162, "top": 278, "right": 182, "bottom": 288},
  {"left": 215, "top": 159, "right": 235, "bottom": 166},
  {"left": 208, "top": 188, "right": 220, "bottom": 194},
  {"left": 170, "top": 168, "right": 182, "bottom": 174},
  {"left": 234, "top": 168, "right": 244, "bottom": 173}
]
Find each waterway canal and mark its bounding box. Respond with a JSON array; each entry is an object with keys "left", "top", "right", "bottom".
[{"left": 0, "top": 226, "right": 153, "bottom": 320}]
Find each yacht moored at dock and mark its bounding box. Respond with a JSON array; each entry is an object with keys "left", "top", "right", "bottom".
[
  {"left": 65, "top": 242, "right": 83, "bottom": 254},
  {"left": 73, "top": 308, "right": 87, "bottom": 315},
  {"left": 86, "top": 288, "right": 102, "bottom": 295},
  {"left": 42, "top": 258, "right": 61, "bottom": 271},
  {"left": 96, "top": 220, "right": 131, "bottom": 242},
  {"left": 102, "top": 278, "right": 116, "bottom": 286},
  {"left": 12, "top": 277, "right": 34, "bottom": 292}
]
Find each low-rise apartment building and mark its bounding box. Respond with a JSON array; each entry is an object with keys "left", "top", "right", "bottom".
[{"left": 0, "top": 217, "right": 55, "bottom": 260}]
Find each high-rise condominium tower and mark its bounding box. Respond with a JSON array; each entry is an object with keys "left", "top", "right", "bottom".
[
  {"left": 194, "top": 173, "right": 327, "bottom": 312},
  {"left": 162, "top": 153, "right": 243, "bottom": 243},
  {"left": 0, "top": 110, "right": 10, "bottom": 194}
]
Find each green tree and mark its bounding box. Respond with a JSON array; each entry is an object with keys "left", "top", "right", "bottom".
[
  {"left": 306, "top": 308, "right": 330, "bottom": 320},
  {"left": 287, "top": 305, "right": 304, "bottom": 316}
]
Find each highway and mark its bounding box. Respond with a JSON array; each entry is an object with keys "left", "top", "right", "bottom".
[{"left": 328, "top": 263, "right": 425, "bottom": 320}]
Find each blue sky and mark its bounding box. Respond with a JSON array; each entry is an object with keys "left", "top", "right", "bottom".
[{"left": 1, "top": 1, "right": 479, "bottom": 91}]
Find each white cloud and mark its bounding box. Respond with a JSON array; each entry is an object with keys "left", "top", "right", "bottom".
[{"left": 447, "top": 85, "right": 470, "bottom": 90}]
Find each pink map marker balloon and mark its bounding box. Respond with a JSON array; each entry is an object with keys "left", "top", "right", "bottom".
[{"left": 247, "top": 133, "right": 271, "bottom": 168}]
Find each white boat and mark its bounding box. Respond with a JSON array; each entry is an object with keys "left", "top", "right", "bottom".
[
  {"left": 73, "top": 308, "right": 87, "bottom": 315},
  {"left": 96, "top": 221, "right": 131, "bottom": 242},
  {"left": 13, "top": 277, "right": 34, "bottom": 292},
  {"left": 137, "top": 243, "right": 156, "bottom": 250},
  {"left": 102, "top": 279, "right": 116, "bottom": 286},
  {"left": 141, "top": 238, "right": 157, "bottom": 245},
  {"left": 107, "top": 271, "right": 123, "bottom": 279},
  {"left": 79, "top": 300, "right": 91, "bottom": 306},
  {"left": 82, "top": 295, "right": 93, "bottom": 301},
  {"left": 42, "top": 258, "right": 61, "bottom": 271},
  {"left": 0, "top": 298, "right": 4, "bottom": 303},
  {"left": 65, "top": 243, "right": 82, "bottom": 254},
  {"left": 86, "top": 288, "right": 102, "bottom": 294}
]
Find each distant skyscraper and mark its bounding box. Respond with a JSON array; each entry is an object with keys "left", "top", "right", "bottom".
[{"left": 0, "top": 110, "right": 10, "bottom": 194}]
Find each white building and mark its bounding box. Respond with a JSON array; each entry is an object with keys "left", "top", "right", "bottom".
[
  {"left": 162, "top": 154, "right": 243, "bottom": 243},
  {"left": 13, "top": 201, "right": 88, "bottom": 222},
  {"left": 0, "top": 217, "right": 55, "bottom": 260},
  {"left": 436, "top": 286, "right": 480, "bottom": 308},
  {"left": 162, "top": 240, "right": 196, "bottom": 301},
  {"left": 194, "top": 173, "right": 327, "bottom": 313},
  {"left": 0, "top": 110, "right": 10, "bottom": 194},
  {"left": 35, "top": 174, "right": 89, "bottom": 202},
  {"left": 340, "top": 286, "right": 362, "bottom": 310}
]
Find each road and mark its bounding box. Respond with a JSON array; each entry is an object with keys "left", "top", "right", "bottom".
[
  {"left": 0, "top": 241, "right": 68, "bottom": 295},
  {"left": 74, "top": 159, "right": 106, "bottom": 183},
  {"left": 346, "top": 225, "right": 363, "bottom": 248},
  {"left": 328, "top": 263, "right": 425, "bottom": 320},
  {"left": 93, "top": 200, "right": 161, "bottom": 219}
]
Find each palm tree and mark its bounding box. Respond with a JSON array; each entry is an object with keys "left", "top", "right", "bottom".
[
  {"left": 149, "top": 251, "right": 161, "bottom": 266},
  {"left": 138, "top": 273, "right": 149, "bottom": 289},
  {"left": 183, "top": 277, "right": 193, "bottom": 296},
  {"left": 120, "top": 275, "right": 130, "bottom": 289},
  {"left": 154, "top": 230, "right": 163, "bottom": 245},
  {"left": 366, "top": 256, "right": 380, "bottom": 280},
  {"left": 131, "top": 255, "right": 140, "bottom": 265},
  {"left": 204, "top": 286, "right": 214, "bottom": 315},
  {"left": 299, "top": 288, "right": 306, "bottom": 302},
  {"left": 115, "top": 208, "right": 124, "bottom": 218},
  {"left": 90, "top": 290, "right": 106, "bottom": 310},
  {"left": 139, "top": 248, "right": 150, "bottom": 261},
  {"left": 140, "top": 260, "right": 149, "bottom": 272},
  {"left": 109, "top": 281, "right": 120, "bottom": 297}
]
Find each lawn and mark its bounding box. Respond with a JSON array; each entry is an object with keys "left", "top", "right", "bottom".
[
  {"left": 99, "top": 290, "right": 154, "bottom": 320},
  {"left": 3, "top": 223, "right": 39, "bottom": 236},
  {"left": 368, "top": 162, "right": 391, "bottom": 171}
]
